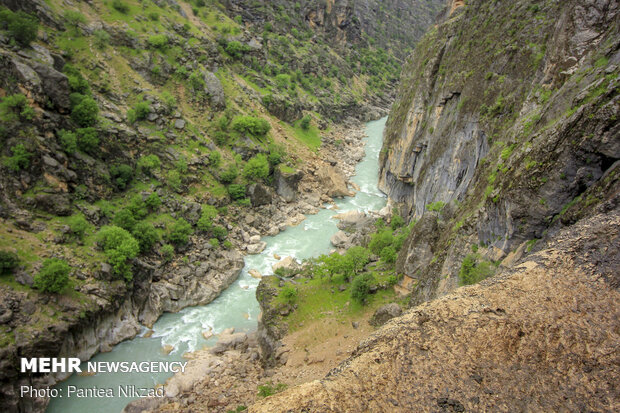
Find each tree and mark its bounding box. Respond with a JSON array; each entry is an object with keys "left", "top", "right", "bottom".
[
  {"left": 0, "top": 251, "right": 19, "bottom": 275},
  {"left": 110, "top": 164, "right": 133, "bottom": 190},
  {"left": 300, "top": 115, "right": 311, "bottom": 130},
  {"left": 96, "top": 226, "right": 140, "bottom": 280},
  {"left": 351, "top": 273, "right": 375, "bottom": 304},
  {"left": 112, "top": 208, "right": 136, "bottom": 231},
  {"left": 34, "top": 258, "right": 70, "bottom": 293},
  {"left": 67, "top": 215, "right": 89, "bottom": 240},
  {"left": 0, "top": 94, "right": 35, "bottom": 123},
  {"left": 145, "top": 192, "right": 161, "bottom": 210},
  {"left": 346, "top": 246, "right": 370, "bottom": 274},
  {"left": 132, "top": 222, "right": 159, "bottom": 253},
  {"left": 71, "top": 95, "right": 99, "bottom": 127},
  {"left": 58, "top": 130, "right": 77, "bottom": 154},
  {"left": 76, "top": 127, "right": 99, "bottom": 154},
  {"left": 168, "top": 218, "right": 193, "bottom": 246},
  {"left": 0, "top": 10, "right": 39, "bottom": 47},
  {"left": 4, "top": 144, "right": 32, "bottom": 171},
  {"left": 230, "top": 116, "right": 271, "bottom": 137},
  {"left": 243, "top": 154, "right": 270, "bottom": 182}
]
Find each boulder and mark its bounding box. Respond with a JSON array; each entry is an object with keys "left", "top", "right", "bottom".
[
  {"left": 247, "top": 183, "right": 273, "bottom": 207},
  {"left": 369, "top": 303, "right": 402, "bottom": 327},
  {"left": 334, "top": 210, "right": 373, "bottom": 231},
  {"left": 203, "top": 71, "right": 225, "bottom": 109},
  {"left": 316, "top": 165, "right": 354, "bottom": 198},
  {"left": 32, "top": 62, "right": 71, "bottom": 111},
  {"left": 35, "top": 194, "right": 71, "bottom": 216},
  {"left": 272, "top": 256, "right": 299, "bottom": 274},
  {"left": 209, "top": 331, "right": 248, "bottom": 354},
  {"left": 247, "top": 242, "right": 267, "bottom": 254},
  {"left": 330, "top": 230, "right": 352, "bottom": 249},
  {"left": 275, "top": 166, "right": 303, "bottom": 202}
]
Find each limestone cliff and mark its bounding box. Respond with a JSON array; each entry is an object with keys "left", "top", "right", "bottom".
[{"left": 378, "top": 0, "right": 619, "bottom": 303}]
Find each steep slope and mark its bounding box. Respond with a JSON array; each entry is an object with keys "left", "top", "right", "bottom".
[
  {"left": 378, "top": 0, "right": 619, "bottom": 303},
  {"left": 251, "top": 207, "right": 620, "bottom": 412}
]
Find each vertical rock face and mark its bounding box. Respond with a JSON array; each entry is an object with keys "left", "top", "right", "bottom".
[{"left": 379, "top": 0, "right": 619, "bottom": 303}]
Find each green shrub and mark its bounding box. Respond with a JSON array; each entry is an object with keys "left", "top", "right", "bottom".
[
  {"left": 267, "top": 144, "right": 286, "bottom": 166},
  {"left": 243, "top": 154, "right": 270, "bottom": 181},
  {"left": 71, "top": 95, "right": 99, "bottom": 127},
  {"left": 459, "top": 254, "right": 495, "bottom": 286},
  {"left": 112, "top": 208, "right": 136, "bottom": 231},
  {"left": 175, "top": 157, "right": 188, "bottom": 173},
  {"left": 137, "top": 154, "right": 161, "bottom": 175},
  {"left": 132, "top": 222, "right": 159, "bottom": 253},
  {"left": 208, "top": 150, "right": 221, "bottom": 167},
  {"left": 160, "top": 244, "right": 174, "bottom": 262},
  {"left": 93, "top": 29, "right": 110, "bottom": 49},
  {"left": 188, "top": 70, "right": 205, "bottom": 91},
  {"left": 96, "top": 226, "right": 139, "bottom": 280},
  {"left": 425, "top": 201, "right": 446, "bottom": 212},
  {"left": 160, "top": 92, "right": 176, "bottom": 113},
  {"left": 228, "top": 184, "right": 246, "bottom": 200},
  {"left": 67, "top": 215, "right": 89, "bottom": 240},
  {"left": 211, "top": 225, "right": 227, "bottom": 241},
  {"left": 300, "top": 115, "right": 311, "bottom": 130},
  {"left": 351, "top": 273, "right": 375, "bottom": 304},
  {"left": 0, "top": 94, "right": 35, "bottom": 123},
  {"left": 231, "top": 116, "right": 271, "bottom": 137},
  {"left": 346, "top": 246, "right": 370, "bottom": 274},
  {"left": 64, "top": 65, "right": 91, "bottom": 95},
  {"left": 390, "top": 210, "right": 404, "bottom": 229},
  {"left": 76, "top": 127, "right": 99, "bottom": 154},
  {"left": 368, "top": 229, "right": 394, "bottom": 255},
  {"left": 112, "top": 0, "right": 130, "bottom": 14},
  {"left": 220, "top": 165, "right": 238, "bottom": 184},
  {"left": 225, "top": 41, "right": 245, "bottom": 58},
  {"left": 127, "top": 101, "right": 151, "bottom": 123},
  {"left": 197, "top": 205, "right": 217, "bottom": 231},
  {"left": 209, "top": 238, "right": 220, "bottom": 248},
  {"left": 167, "top": 170, "right": 182, "bottom": 191},
  {"left": 0, "top": 9, "right": 39, "bottom": 47},
  {"left": 110, "top": 164, "right": 133, "bottom": 190},
  {"left": 0, "top": 251, "right": 19, "bottom": 275},
  {"left": 147, "top": 34, "right": 168, "bottom": 49},
  {"left": 275, "top": 74, "right": 291, "bottom": 89},
  {"left": 34, "top": 258, "right": 70, "bottom": 293},
  {"left": 63, "top": 10, "right": 86, "bottom": 30},
  {"left": 148, "top": 12, "right": 159, "bottom": 21},
  {"left": 168, "top": 218, "right": 193, "bottom": 245},
  {"left": 58, "top": 130, "right": 77, "bottom": 154},
  {"left": 380, "top": 246, "right": 397, "bottom": 264},
  {"left": 280, "top": 285, "right": 298, "bottom": 304},
  {"left": 145, "top": 192, "right": 161, "bottom": 210},
  {"left": 4, "top": 144, "right": 32, "bottom": 171},
  {"left": 257, "top": 382, "right": 287, "bottom": 398}
]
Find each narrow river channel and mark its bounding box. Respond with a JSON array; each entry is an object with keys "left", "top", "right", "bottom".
[{"left": 47, "top": 117, "right": 387, "bottom": 413}]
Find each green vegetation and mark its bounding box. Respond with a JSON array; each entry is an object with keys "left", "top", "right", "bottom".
[
  {"left": 257, "top": 382, "right": 287, "bottom": 398},
  {"left": 228, "top": 184, "right": 246, "bottom": 200},
  {"left": 243, "top": 154, "right": 270, "bottom": 182},
  {"left": 4, "top": 144, "right": 32, "bottom": 172},
  {"left": 67, "top": 215, "right": 89, "bottom": 240},
  {"left": 160, "top": 244, "right": 175, "bottom": 262},
  {"left": 33, "top": 258, "right": 70, "bottom": 293},
  {"left": 168, "top": 218, "right": 193, "bottom": 246},
  {"left": 0, "top": 251, "right": 20, "bottom": 275},
  {"left": 231, "top": 116, "right": 271, "bottom": 138},
  {"left": 128, "top": 101, "right": 151, "bottom": 123},
  {"left": 425, "top": 201, "right": 446, "bottom": 212},
  {"left": 58, "top": 130, "right": 78, "bottom": 154},
  {"left": 96, "top": 226, "right": 140, "bottom": 281},
  {"left": 458, "top": 254, "right": 496, "bottom": 286},
  {"left": 0, "top": 8, "right": 39, "bottom": 47},
  {"left": 110, "top": 164, "right": 133, "bottom": 190},
  {"left": 351, "top": 273, "right": 375, "bottom": 304},
  {"left": 280, "top": 285, "right": 298, "bottom": 304},
  {"left": 132, "top": 222, "right": 159, "bottom": 253},
  {"left": 137, "top": 154, "right": 161, "bottom": 176},
  {"left": 0, "top": 94, "right": 35, "bottom": 123},
  {"left": 71, "top": 95, "right": 99, "bottom": 127}
]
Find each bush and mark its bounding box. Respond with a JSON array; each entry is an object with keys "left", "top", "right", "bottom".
[
  {"left": 137, "top": 154, "right": 161, "bottom": 175},
  {"left": 280, "top": 285, "right": 298, "bottom": 304},
  {"left": 209, "top": 238, "right": 220, "bottom": 248},
  {"left": 34, "top": 258, "right": 70, "bottom": 293},
  {"left": 112, "top": 208, "right": 136, "bottom": 231},
  {"left": 168, "top": 218, "right": 193, "bottom": 245},
  {"left": 110, "top": 164, "right": 133, "bottom": 190},
  {"left": 167, "top": 170, "right": 182, "bottom": 191},
  {"left": 243, "top": 154, "right": 270, "bottom": 182},
  {"left": 147, "top": 34, "right": 168, "bottom": 49},
  {"left": 71, "top": 95, "right": 99, "bottom": 127},
  {"left": 459, "top": 254, "right": 495, "bottom": 286},
  {"left": 188, "top": 70, "right": 205, "bottom": 91},
  {"left": 231, "top": 116, "right": 271, "bottom": 137},
  {"left": 351, "top": 273, "right": 375, "bottom": 304},
  {"left": 425, "top": 201, "right": 446, "bottom": 212},
  {"left": 0, "top": 94, "right": 35, "bottom": 123},
  {"left": 112, "top": 0, "right": 130, "bottom": 14},
  {"left": 211, "top": 225, "right": 227, "bottom": 241},
  {"left": 160, "top": 92, "right": 176, "bottom": 113},
  {"left": 368, "top": 229, "right": 394, "bottom": 255},
  {"left": 67, "top": 215, "right": 89, "bottom": 240},
  {"left": 63, "top": 10, "right": 86, "bottom": 30},
  {"left": 346, "top": 246, "right": 370, "bottom": 274},
  {"left": 93, "top": 29, "right": 110, "bottom": 49},
  {"left": 127, "top": 101, "right": 151, "bottom": 123},
  {"left": 132, "top": 222, "right": 159, "bottom": 253},
  {"left": 228, "top": 184, "right": 246, "bottom": 200},
  {"left": 64, "top": 65, "right": 91, "bottom": 95},
  {"left": 4, "top": 144, "right": 32, "bottom": 171},
  {"left": 380, "top": 246, "right": 397, "bottom": 264},
  {"left": 220, "top": 165, "right": 238, "bottom": 184},
  {"left": 267, "top": 143, "right": 286, "bottom": 166},
  {"left": 58, "top": 130, "right": 77, "bottom": 154},
  {"left": 208, "top": 150, "right": 221, "bottom": 167},
  {"left": 197, "top": 205, "right": 217, "bottom": 232},
  {"left": 96, "top": 226, "right": 140, "bottom": 280},
  {"left": 257, "top": 382, "right": 287, "bottom": 398},
  {"left": 76, "top": 127, "right": 99, "bottom": 154},
  {"left": 225, "top": 40, "right": 245, "bottom": 58},
  {"left": 145, "top": 192, "right": 161, "bottom": 210},
  {"left": 0, "top": 9, "right": 39, "bottom": 47},
  {"left": 160, "top": 244, "right": 174, "bottom": 262},
  {"left": 0, "top": 251, "right": 19, "bottom": 275},
  {"left": 390, "top": 210, "right": 404, "bottom": 230},
  {"left": 300, "top": 115, "right": 311, "bottom": 130}
]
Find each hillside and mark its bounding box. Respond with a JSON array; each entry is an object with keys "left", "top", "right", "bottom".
[{"left": 0, "top": 0, "right": 443, "bottom": 411}]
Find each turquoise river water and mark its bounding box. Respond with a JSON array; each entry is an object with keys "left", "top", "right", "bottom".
[{"left": 47, "top": 117, "right": 387, "bottom": 413}]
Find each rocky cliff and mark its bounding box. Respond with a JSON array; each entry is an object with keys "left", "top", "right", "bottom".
[{"left": 378, "top": 0, "right": 619, "bottom": 303}]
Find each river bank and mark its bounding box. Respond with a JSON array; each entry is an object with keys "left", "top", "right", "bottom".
[{"left": 42, "top": 117, "right": 387, "bottom": 413}]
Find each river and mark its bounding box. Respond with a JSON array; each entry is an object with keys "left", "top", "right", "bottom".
[{"left": 47, "top": 117, "right": 387, "bottom": 413}]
